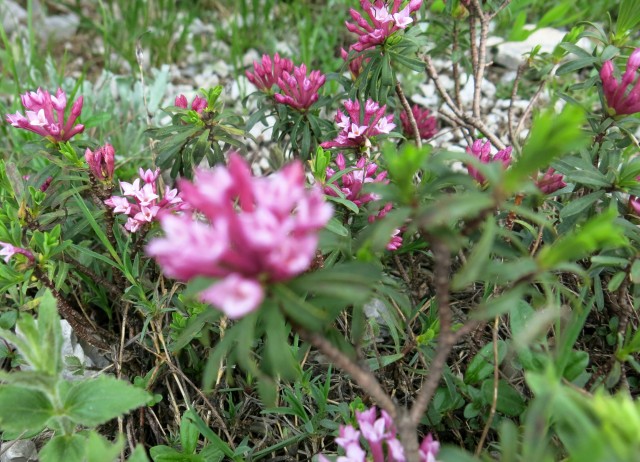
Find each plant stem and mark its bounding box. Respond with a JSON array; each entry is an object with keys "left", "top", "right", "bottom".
[{"left": 395, "top": 82, "right": 422, "bottom": 149}]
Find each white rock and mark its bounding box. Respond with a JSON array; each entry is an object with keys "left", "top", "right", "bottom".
[
  {"left": 211, "top": 59, "right": 230, "bottom": 79},
  {"left": 242, "top": 49, "right": 261, "bottom": 68},
  {"left": 39, "top": 13, "right": 80, "bottom": 43},
  {"left": 0, "top": 440, "right": 37, "bottom": 462},
  {"left": 492, "top": 27, "right": 566, "bottom": 70},
  {"left": 0, "top": 0, "right": 27, "bottom": 35},
  {"left": 459, "top": 78, "right": 496, "bottom": 105},
  {"left": 363, "top": 298, "right": 391, "bottom": 324}
]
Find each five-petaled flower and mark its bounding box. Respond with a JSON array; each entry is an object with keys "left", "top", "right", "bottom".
[
  {"left": 147, "top": 153, "right": 332, "bottom": 319},
  {"left": 5, "top": 88, "right": 84, "bottom": 142},
  {"left": 600, "top": 48, "right": 640, "bottom": 116}
]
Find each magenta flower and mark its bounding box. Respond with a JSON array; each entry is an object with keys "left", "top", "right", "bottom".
[
  {"left": 274, "top": 64, "right": 326, "bottom": 111},
  {"left": 400, "top": 104, "right": 437, "bottom": 141},
  {"left": 600, "top": 48, "right": 640, "bottom": 116},
  {"left": 536, "top": 168, "right": 566, "bottom": 195},
  {"left": 629, "top": 176, "right": 640, "bottom": 215},
  {"left": 85, "top": 143, "right": 115, "bottom": 182},
  {"left": 346, "top": 0, "right": 423, "bottom": 52},
  {"left": 341, "top": 48, "right": 370, "bottom": 78},
  {"left": 0, "top": 242, "right": 34, "bottom": 264},
  {"left": 466, "top": 139, "right": 512, "bottom": 184},
  {"left": 146, "top": 153, "right": 332, "bottom": 319},
  {"left": 419, "top": 434, "right": 440, "bottom": 462},
  {"left": 105, "top": 167, "right": 183, "bottom": 233},
  {"left": 324, "top": 153, "right": 388, "bottom": 206},
  {"left": 246, "top": 53, "right": 295, "bottom": 93},
  {"left": 175, "top": 94, "right": 207, "bottom": 114},
  {"left": 321, "top": 99, "right": 395, "bottom": 150},
  {"left": 5, "top": 88, "right": 84, "bottom": 142},
  {"left": 39, "top": 176, "right": 53, "bottom": 192}
]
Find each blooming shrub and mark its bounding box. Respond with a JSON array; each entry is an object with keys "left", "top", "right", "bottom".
[{"left": 321, "top": 99, "right": 395, "bottom": 150}]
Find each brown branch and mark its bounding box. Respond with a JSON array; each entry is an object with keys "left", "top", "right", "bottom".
[
  {"left": 395, "top": 82, "right": 422, "bottom": 149},
  {"left": 508, "top": 63, "right": 528, "bottom": 148},
  {"left": 475, "top": 315, "right": 500, "bottom": 455}
]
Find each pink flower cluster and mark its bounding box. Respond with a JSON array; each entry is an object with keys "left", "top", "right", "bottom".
[
  {"left": 346, "top": 0, "right": 423, "bottom": 52},
  {"left": 105, "top": 168, "right": 183, "bottom": 233},
  {"left": 600, "top": 48, "right": 640, "bottom": 116},
  {"left": 536, "top": 168, "right": 566, "bottom": 195},
  {"left": 400, "top": 104, "right": 437, "bottom": 141},
  {"left": 246, "top": 53, "right": 295, "bottom": 92},
  {"left": 466, "top": 139, "right": 512, "bottom": 184},
  {"left": 146, "top": 154, "right": 332, "bottom": 319},
  {"left": 341, "top": 48, "right": 369, "bottom": 78},
  {"left": 175, "top": 94, "right": 207, "bottom": 114},
  {"left": 0, "top": 242, "right": 34, "bottom": 264},
  {"left": 630, "top": 176, "right": 640, "bottom": 215},
  {"left": 321, "top": 99, "right": 395, "bottom": 150},
  {"left": 324, "top": 154, "right": 402, "bottom": 251},
  {"left": 5, "top": 88, "right": 84, "bottom": 142},
  {"left": 85, "top": 143, "right": 115, "bottom": 182},
  {"left": 318, "top": 407, "right": 439, "bottom": 462},
  {"left": 246, "top": 53, "right": 326, "bottom": 111}
]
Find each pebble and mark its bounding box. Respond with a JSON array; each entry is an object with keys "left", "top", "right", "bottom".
[{"left": 0, "top": 440, "right": 37, "bottom": 462}]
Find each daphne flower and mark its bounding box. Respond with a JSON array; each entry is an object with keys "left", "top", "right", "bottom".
[
  {"left": 5, "top": 87, "right": 84, "bottom": 142},
  {"left": 274, "top": 64, "right": 326, "bottom": 111},
  {"left": 246, "top": 53, "right": 295, "bottom": 93},
  {"left": 322, "top": 99, "right": 395, "bottom": 150},
  {"left": 346, "top": 0, "right": 423, "bottom": 52},
  {"left": 400, "top": 104, "right": 437, "bottom": 140},
  {"left": 175, "top": 94, "right": 207, "bottom": 114},
  {"left": 600, "top": 48, "right": 640, "bottom": 116},
  {"left": 147, "top": 153, "right": 332, "bottom": 318},
  {"left": 85, "top": 143, "right": 115, "bottom": 181},
  {"left": 419, "top": 434, "right": 440, "bottom": 462},
  {"left": 466, "top": 139, "right": 512, "bottom": 184},
  {"left": 536, "top": 168, "right": 566, "bottom": 194},
  {"left": 0, "top": 242, "right": 34, "bottom": 264}
]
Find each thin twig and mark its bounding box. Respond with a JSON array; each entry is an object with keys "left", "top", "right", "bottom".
[
  {"left": 508, "top": 63, "right": 528, "bottom": 149},
  {"left": 395, "top": 82, "right": 422, "bottom": 149}
]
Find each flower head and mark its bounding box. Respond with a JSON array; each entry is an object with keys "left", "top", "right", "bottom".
[
  {"left": 0, "top": 242, "right": 34, "bottom": 264},
  {"left": 536, "top": 168, "right": 566, "bottom": 195},
  {"left": 324, "top": 153, "right": 387, "bottom": 206},
  {"left": 175, "top": 94, "right": 208, "bottom": 114},
  {"left": 105, "top": 168, "right": 183, "bottom": 233},
  {"left": 85, "top": 143, "right": 115, "bottom": 181},
  {"left": 246, "top": 53, "right": 295, "bottom": 93},
  {"left": 5, "top": 88, "right": 84, "bottom": 142},
  {"left": 341, "top": 48, "right": 370, "bottom": 79},
  {"left": 600, "top": 48, "right": 640, "bottom": 116},
  {"left": 274, "top": 64, "right": 326, "bottom": 111},
  {"left": 147, "top": 153, "right": 332, "bottom": 318},
  {"left": 346, "top": 0, "right": 423, "bottom": 52},
  {"left": 321, "top": 99, "right": 395, "bottom": 150},
  {"left": 466, "top": 139, "right": 512, "bottom": 184},
  {"left": 400, "top": 104, "right": 437, "bottom": 140}
]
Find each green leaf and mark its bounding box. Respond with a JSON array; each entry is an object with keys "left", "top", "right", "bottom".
[
  {"left": 0, "top": 385, "right": 54, "bottom": 438},
  {"left": 63, "top": 376, "right": 152, "bottom": 426},
  {"left": 481, "top": 380, "right": 526, "bottom": 416},
  {"left": 40, "top": 434, "right": 86, "bottom": 462},
  {"left": 559, "top": 190, "right": 604, "bottom": 219},
  {"left": 617, "top": 0, "right": 640, "bottom": 38},
  {"left": 84, "top": 432, "right": 124, "bottom": 462},
  {"left": 464, "top": 341, "right": 507, "bottom": 385},
  {"left": 504, "top": 106, "right": 587, "bottom": 193},
  {"left": 72, "top": 193, "right": 123, "bottom": 266},
  {"left": 418, "top": 192, "right": 495, "bottom": 230},
  {"left": 129, "top": 446, "right": 151, "bottom": 462},
  {"left": 184, "top": 411, "right": 235, "bottom": 458},
  {"left": 150, "top": 446, "right": 200, "bottom": 462},
  {"left": 181, "top": 409, "right": 201, "bottom": 455},
  {"left": 451, "top": 217, "right": 495, "bottom": 290},
  {"left": 538, "top": 209, "right": 628, "bottom": 269}
]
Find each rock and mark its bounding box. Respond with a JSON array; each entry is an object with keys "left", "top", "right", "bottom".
[
  {"left": 211, "top": 59, "right": 230, "bottom": 79},
  {"left": 363, "top": 298, "right": 391, "bottom": 325},
  {"left": 242, "top": 49, "right": 261, "bottom": 68},
  {"left": 39, "top": 13, "right": 80, "bottom": 44},
  {"left": 459, "top": 78, "right": 497, "bottom": 105},
  {"left": 0, "top": 1, "right": 27, "bottom": 35},
  {"left": 491, "top": 27, "right": 587, "bottom": 70},
  {"left": 0, "top": 440, "right": 37, "bottom": 462}
]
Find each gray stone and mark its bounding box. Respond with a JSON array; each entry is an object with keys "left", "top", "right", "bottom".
[
  {"left": 39, "top": 13, "right": 80, "bottom": 44},
  {"left": 0, "top": 440, "right": 37, "bottom": 462},
  {"left": 0, "top": 0, "right": 27, "bottom": 35}
]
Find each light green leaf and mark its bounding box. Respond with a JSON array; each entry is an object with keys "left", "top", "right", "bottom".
[
  {"left": 0, "top": 386, "right": 54, "bottom": 438},
  {"left": 40, "top": 434, "right": 86, "bottom": 462}
]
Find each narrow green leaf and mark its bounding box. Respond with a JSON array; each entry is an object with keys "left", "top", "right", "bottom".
[{"left": 451, "top": 217, "right": 496, "bottom": 290}]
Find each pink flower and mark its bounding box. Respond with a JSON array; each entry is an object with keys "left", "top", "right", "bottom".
[
  {"left": 0, "top": 242, "right": 34, "bottom": 263},
  {"left": 85, "top": 143, "right": 115, "bottom": 181},
  {"left": 175, "top": 94, "right": 207, "bottom": 114},
  {"left": 324, "top": 154, "right": 387, "bottom": 206},
  {"left": 400, "top": 104, "right": 437, "bottom": 140},
  {"left": 105, "top": 168, "right": 183, "bottom": 233},
  {"left": 536, "top": 168, "right": 566, "bottom": 194},
  {"left": 419, "top": 434, "right": 440, "bottom": 462},
  {"left": 466, "top": 139, "right": 512, "bottom": 184},
  {"left": 346, "top": 0, "right": 423, "bottom": 52},
  {"left": 629, "top": 176, "right": 640, "bottom": 215},
  {"left": 321, "top": 99, "right": 395, "bottom": 150},
  {"left": 274, "top": 64, "right": 326, "bottom": 111},
  {"left": 39, "top": 176, "right": 53, "bottom": 192},
  {"left": 335, "top": 425, "right": 361, "bottom": 449},
  {"left": 246, "top": 53, "right": 295, "bottom": 93},
  {"left": 341, "top": 48, "right": 369, "bottom": 78},
  {"left": 600, "top": 48, "right": 640, "bottom": 116},
  {"left": 5, "top": 88, "right": 84, "bottom": 142},
  {"left": 147, "top": 153, "right": 332, "bottom": 318}
]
